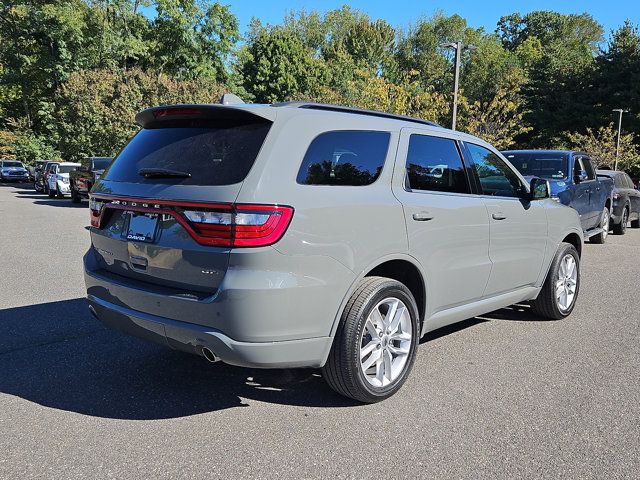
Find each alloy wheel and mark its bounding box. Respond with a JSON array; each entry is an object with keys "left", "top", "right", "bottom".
[
  {"left": 555, "top": 254, "right": 578, "bottom": 312},
  {"left": 360, "top": 297, "right": 412, "bottom": 387}
]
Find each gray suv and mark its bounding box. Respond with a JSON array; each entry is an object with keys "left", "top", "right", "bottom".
[{"left": 84, "top": 101, "right": 584, "bottom": 402}]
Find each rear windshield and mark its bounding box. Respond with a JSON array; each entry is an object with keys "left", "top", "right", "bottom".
[
  {"left": 2, "top": 161, "right": 23, "bottom": 168},
  {"left": 58, "top": 165, "right": 78, "bottom": 174},
  {"left": 503, "top": 152, "right": 569, "bottom": 179},
  {"left": 92, "top": 158, "right": 111, "bottom": 170},
  {"left": 104, "top": 119, "right": 271, "bottom": 185}
]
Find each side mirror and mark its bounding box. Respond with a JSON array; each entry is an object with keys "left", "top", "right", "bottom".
[
  {"left": 575, "top": 170, "right": 588, "bottom": 183},
  {"left": 529, "top": 177, "right": 550, "bottom": 200}
]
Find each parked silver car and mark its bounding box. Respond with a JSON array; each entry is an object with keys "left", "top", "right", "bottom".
[{"left": 85, "top": 101, "right": 584, "bottom": 402}]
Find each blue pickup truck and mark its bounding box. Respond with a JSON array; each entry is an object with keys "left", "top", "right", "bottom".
[{"left": 502, "top": 150, "right": 614, "bottom": 243}]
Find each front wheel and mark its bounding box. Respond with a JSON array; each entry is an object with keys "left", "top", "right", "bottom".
[
  {"left": 322, "top": 276, "right": 419, "bottom": 403},
  {"left": 613, "top": 207, "right": 629, "bottom": 235},
  {"left": 531, "top": 242, "right": 580, "bottom": 320},
  {"left": 590, "top": 207, "right": 610, "bottom": 244},
  {"left": 70, "top": 184, "right": 81, "bottom": 203}
]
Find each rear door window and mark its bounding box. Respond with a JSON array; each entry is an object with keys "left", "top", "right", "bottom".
[
  {"left": 104, "top": 119, "right": 272, "bottom": 185},
  {"left": 405, "top": 134, "right": 469, "bottom": 194},
  {"left": 297, "top": 131, "right": 390, "bottom": 186}
]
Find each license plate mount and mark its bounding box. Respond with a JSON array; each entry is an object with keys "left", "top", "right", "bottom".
[{"left": 126, "top": 212, "right": 159, "bottom": 243}]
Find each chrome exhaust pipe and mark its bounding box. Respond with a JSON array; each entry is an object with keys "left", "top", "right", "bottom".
[{"left": 201, "top": 347, "right": 220, "bottom": 363}]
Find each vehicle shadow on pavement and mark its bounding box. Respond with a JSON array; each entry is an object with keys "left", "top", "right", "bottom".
[{"left": 0, "top": 299, "right": 356, "bottom": 420}]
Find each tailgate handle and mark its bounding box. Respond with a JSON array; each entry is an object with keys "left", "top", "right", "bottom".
[{"left": 129, "top": 255, "right": 148, "bottom": 270}]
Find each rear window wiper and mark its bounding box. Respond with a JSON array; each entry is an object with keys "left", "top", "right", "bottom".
[{"left": 138, "top": 168, "right": 191, "bottom": 178}]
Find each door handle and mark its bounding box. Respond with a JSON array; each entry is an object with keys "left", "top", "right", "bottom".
[
  {"left": 492, "top": 213, "right": 507, "bottom": 220},
  {"left": 412, "top": 212, "right": 434, "bottom": 221}
]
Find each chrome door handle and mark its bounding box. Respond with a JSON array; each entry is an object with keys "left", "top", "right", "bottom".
[
  {"left": 492, "top": 213, "right": 507, "bottom": 220},
  {"left": 412, "top": 212, "right": 434, "bottom": 221}
]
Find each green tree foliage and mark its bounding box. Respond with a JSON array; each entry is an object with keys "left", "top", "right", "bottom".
[
  {"left": 55, "top": 68, "right": 225, "bottom": 160},
  {"left": 566, "top": 124, "right": 639, "bottom": 172},
  {"left": 497, "top": 11, "right": 604, "bottom": 145},
  {"left": 0, "top": 0, "right": 89, "bottom": 129},
  {"left": 239, "top": 25, "right": 326, "bottom": 103},
  {"left": 315, "top": 70, "right": 448, "bottom": 123},
  {"left": 593, "top": 21, "right": 640, "bottom": 134},
  {"left": 458, "top": 86, "right": 532, "bottom": 149},
  {"left": 0, "top": 3, "right": 639, "bottom": 175},
  {"left": 150, "top": 0, "right": 239, "bottom": 82}
]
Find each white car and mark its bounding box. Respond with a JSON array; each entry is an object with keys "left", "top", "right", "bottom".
[{"left": 47, "top": 162, "right": 81, "bottom": 198}]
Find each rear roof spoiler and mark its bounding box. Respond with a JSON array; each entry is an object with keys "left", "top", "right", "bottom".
[{"left": 135, "top": 104, "right": 276, "bottom": 128}]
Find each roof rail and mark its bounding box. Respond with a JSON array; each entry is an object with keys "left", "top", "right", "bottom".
[{"left": 272, "top": 102, "right": 441, "bottom": 128}]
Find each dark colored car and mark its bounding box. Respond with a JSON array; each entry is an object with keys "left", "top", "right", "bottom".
[
  {"left": 32, "top": 160, "right": 49, "bottom": 192},
  {"left": 596, "top": 170, "right": 640, "bottom": 234},
  {"left": 502, "top": 150, "right": 614, "bottom": 243},
  {"left": 0, "top": 160, "right": 29, "bottom": 183},
  {"left": 69, "top": 157, "right": 112, "bottom": 203}
]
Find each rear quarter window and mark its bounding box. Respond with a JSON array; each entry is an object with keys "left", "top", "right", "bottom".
[
  {"left": 297, "top": 131, "right": 390, "bottom": 186},
  {"left": 104, "top": 118, "right": 271, "bottom": 186}
]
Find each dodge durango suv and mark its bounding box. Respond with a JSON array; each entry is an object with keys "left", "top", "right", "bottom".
[{"left": 85, "top": 100, "right": 584, "bottom": 402}]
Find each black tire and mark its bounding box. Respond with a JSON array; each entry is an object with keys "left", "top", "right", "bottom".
[
  {"left": 70, "top": 184, "right": 81, "bottom": 203},
  {"left": 613, "top": 206, "right": 629, "bottom": 235},
  {"left": 531, "top": 242, "right": 580, "bottom": 320},
  {"left": 44, "top": 182, "right": 49, "bottom": 195},
  {"left": 48, "top": 185, "right": 55, "bottom": 198},
  {"left": 34, "top": 181, "right": 41, "bottom": 192},
  {"left": 590, "top": 207, "right": 610, "bottom": 244},
  {"left": 631, "top": 218, "right": 640, "bottom": 228},
  {"left": 56, "top": 185, "right": 64, "bottom": 198},
  {"left": 322, "top": 276, "right": 420, "bottom": 403}
]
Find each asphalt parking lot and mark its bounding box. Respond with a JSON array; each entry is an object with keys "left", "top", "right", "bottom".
[{"left": 0, "top": 181, "right": 639, "bottom": 479}]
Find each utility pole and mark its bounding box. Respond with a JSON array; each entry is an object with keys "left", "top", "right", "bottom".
[
  {"left": 612, "top": 109, "right": 627, "bottom": 171},
  {"left": 440, "top": 41, "right": 476, "bottom": 131}
]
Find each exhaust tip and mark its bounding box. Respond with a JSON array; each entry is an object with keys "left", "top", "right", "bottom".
[{"left": 201, "top": 347, "right": 220, "bottom": 363}]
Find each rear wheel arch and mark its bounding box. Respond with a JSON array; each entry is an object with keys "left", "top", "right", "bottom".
[
  {"left": 363, "top": 258, "right": 426, "bottom": 332},
  {"left": 328, "top": 256, "right": 427, "bottom": 341}
]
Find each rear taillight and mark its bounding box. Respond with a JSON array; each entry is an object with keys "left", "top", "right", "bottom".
[
  {"left": 89, "top": 198, "right": 105, "bottom": 227},
  {"left": 89, "top": 196, "right": 293, "bottom": 248},
  {"left": 183, "top": 204, "right": 293, "bottom": 247}
]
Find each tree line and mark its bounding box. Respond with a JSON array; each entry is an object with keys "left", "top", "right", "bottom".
[{"left": 1, "top": 1, "right": 639, "bottom": 174}]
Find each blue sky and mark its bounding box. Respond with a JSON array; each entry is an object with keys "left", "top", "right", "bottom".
[{"left": 221, "top": 0, "right": 639, "bottom": 38}]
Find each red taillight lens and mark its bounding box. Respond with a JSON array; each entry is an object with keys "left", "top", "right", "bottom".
[
  {"left": 183, "top": 204, "right": 293, "bottom": 247},
  {"left": 88, "top": 196, "right": 293, "bottom": 248},
  {"left": 89, "top": 197, "right": 105, "bottom": 227}
]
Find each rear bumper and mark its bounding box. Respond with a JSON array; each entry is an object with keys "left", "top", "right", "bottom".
[
  {"left": 88, "top": 294, "right": 332, "bottom": 368},
  {"left": 84, "top": 245, "right": 354, "bottom": 368}
]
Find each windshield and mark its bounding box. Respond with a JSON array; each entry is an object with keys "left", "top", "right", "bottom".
[
  {"left": 2, "top": 161, "right": 23, "bottom": 168},
  {"left": 58, "top": 165, "right": 78, "bottom": 174},
  {"left": 92, "top": 158, "right": 111, "bottom": 170},
  {"left": 503, "top": 152, "right": 569, "bottom": 180}
]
